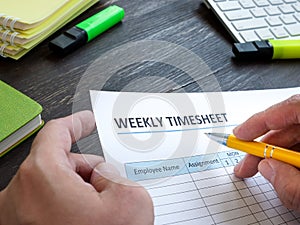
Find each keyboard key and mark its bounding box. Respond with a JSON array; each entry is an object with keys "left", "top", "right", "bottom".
[
  {"left": 271, "top": 26, "right": 289, "bottom": 37},
  {"left": 207, "top": 0, "right": 300, "bottom": 42},
  {"left": 232, "top": 18, "right": 268, "bottom": 30},
  {"left": 294, "top": 13, "right": 300, "bottom": 21},
  {"left": 280, "top": 14, "right": 297, "bottom": 24},
  {"left": 251, "top": 8, "right": 268, "bottom": 17},
  {"left": 240, "top": 30, "right": 260, "bottom": 41},
  {"left": 217, "top": 2, "right": 241, "bottom": 11},
  {"left": 286, "top": 23, "right": 300, "bottom": 35},
  {"left": 239, "top": 0, "right": 256, "bottom": 8},
  {"left": 292, "top": 3, "right": 300, "bottom": 11},
  {"left": 255, "top": 28, "right": 275, "bottom": 39},
  {"left": 254, "top": 0, "right": 270, "bottom": 6},
  {"left": 268, "top": 0, "right": 284, "bottom": 5},
  {"left": 264, "top": 6, "right": 281, "bottom": 15},
  {"left": 266, "top": 16, "right": 283, "bottom": 25},
  {"left": 279, "top": 5, "right": 295, "bottom": 13},
  {"left": 225, "top": 10, "right": 253, "bottom": 20},
  {"left": 283, "top": 0, "right": 297, "bottom": 3}
]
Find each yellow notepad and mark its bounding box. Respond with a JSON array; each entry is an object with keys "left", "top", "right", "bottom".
[
  {"left": 0, "top": 0, "right": 98, "bottom": 47},
  {"left": 0, "top": 0, "right": 69, "bottom": 30},
  {"left": 0, "top": 0, "right": 99, "bottom": 59}
]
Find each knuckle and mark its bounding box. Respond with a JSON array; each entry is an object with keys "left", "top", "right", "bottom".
[
  {"left": 16, "top": 159, "right": 38, "bottom": 186},
  {"left": 44, "top": 117, "right": 68, "bottom": 132},
  {"left": 286, "top": 94, "right": 300, "bottom": 104},
  {"left": 42, "top": 118, "right": 70, "bottom": 141},
  {"left": 18, "top": 159, "right": 34, "bottom": 177},
  {"left": 285, "top": 94, "right": 300, "bottom": 124},
  {"left": 43, "top": 118, "right": 61, "bottom": 130}
]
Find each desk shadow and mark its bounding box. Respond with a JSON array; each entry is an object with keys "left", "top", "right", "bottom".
[{"left": 196, "top": 2, "right": 234, "bottom": 45}]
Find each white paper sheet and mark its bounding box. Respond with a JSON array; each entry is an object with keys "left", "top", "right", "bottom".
[{"left": 91, "top": 87, "right": 300, "bottom": 225}]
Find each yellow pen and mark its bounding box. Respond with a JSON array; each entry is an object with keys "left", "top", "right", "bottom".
[{"left": 206, "top": 133, "right": 300, "bottom": 168}]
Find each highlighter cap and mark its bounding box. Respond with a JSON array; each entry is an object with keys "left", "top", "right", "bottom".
[
  {"left": 232, "top": 41, "right": 273, "bottom": 60},
  {"left": 49, "top": 27, "right": 87, "bottom": 55},
  {"left": 49, "top": 5, "right": 125, "bottom": 55}
]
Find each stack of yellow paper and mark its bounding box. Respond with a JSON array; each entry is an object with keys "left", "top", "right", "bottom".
[{"left": 0, "top": 0, "right": 99, "bottom": 60}]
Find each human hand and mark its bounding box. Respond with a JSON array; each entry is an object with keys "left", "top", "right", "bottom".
[
  {"left": 233, "top": 94, "right": 300, "bottom": 211},
  {"left": 0, "top": 111, "right": 154, "bottom": 225}
]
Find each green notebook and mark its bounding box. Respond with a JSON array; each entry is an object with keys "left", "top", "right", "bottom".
[{"left": 0, "top": 80, "right": 43, "bottom": 156}]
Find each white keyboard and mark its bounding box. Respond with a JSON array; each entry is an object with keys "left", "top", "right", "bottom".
[{"left": 203, "top": 0, "right": 300, "bottom": 42}]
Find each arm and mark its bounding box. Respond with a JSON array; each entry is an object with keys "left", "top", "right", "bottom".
[
  {"left": 0, "top": 111, "right": 154, "bottom": 225},
  {"left": 233, "top": 94, "right": 300, "bottom": 211}
]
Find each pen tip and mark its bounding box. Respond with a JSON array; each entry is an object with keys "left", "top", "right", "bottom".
[
  {"left": 205, "top": 132, "right": 216, "bottom": 137},
  {"left": 205, "top": 133, "right": 228, "bottom": 145},
  {"left": 204, "top": 133, "right": 212, "bottom": 138}
]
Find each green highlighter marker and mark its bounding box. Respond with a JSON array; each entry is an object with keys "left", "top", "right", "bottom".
[
  {"left": 49, "top": 5, "right": 125, "bottom": 55},
  {"left": 232, "top": 39, "right": 300, "bottom": 60}
]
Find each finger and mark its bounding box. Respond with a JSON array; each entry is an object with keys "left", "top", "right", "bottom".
[
  {"left": 31, "top": 110, "right": 95, "bottom": 156},
  {"left": 259, "top": 159, "right": 300, "bottom": 211},
  {"left": 260, "top": 125, "right": 300, "bottom": 148},
  {"left": 234, "top": 95, "right": 300, "bottom": 141},
  {"left": 290, "top": 143, "right": 300, "bottom": 152},
  {"left": 234, "top": 154, "right": 262, "bottom": 178},
  {"left": 68, "top": 153, "right": 104, "bottom": 182},
  {"left": 90, "top": 163, "right": 155, "bottom": 225},
  {"left": 90, "top": 163, "right": 138, "bottom": 192}
]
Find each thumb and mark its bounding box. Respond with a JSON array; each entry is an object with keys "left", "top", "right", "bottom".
[
  {"left": 90, "top": 163, "right": 139, "bottom": 192},
  {"left": 258, "top": 159, "right": 300, "bottom": 211}
]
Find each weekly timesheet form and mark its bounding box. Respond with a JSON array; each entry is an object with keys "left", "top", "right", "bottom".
[{"left": 91, "top": 87, "right": 300, "bottom": 225}]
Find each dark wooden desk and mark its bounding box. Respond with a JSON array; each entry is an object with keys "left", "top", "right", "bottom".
[{"left": 0, "top": 0, "right": 299, "bottom": 190}]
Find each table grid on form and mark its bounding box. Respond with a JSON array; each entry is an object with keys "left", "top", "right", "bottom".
[{"left": 126, "top": 151, "right": 300, "bottom": 225}]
